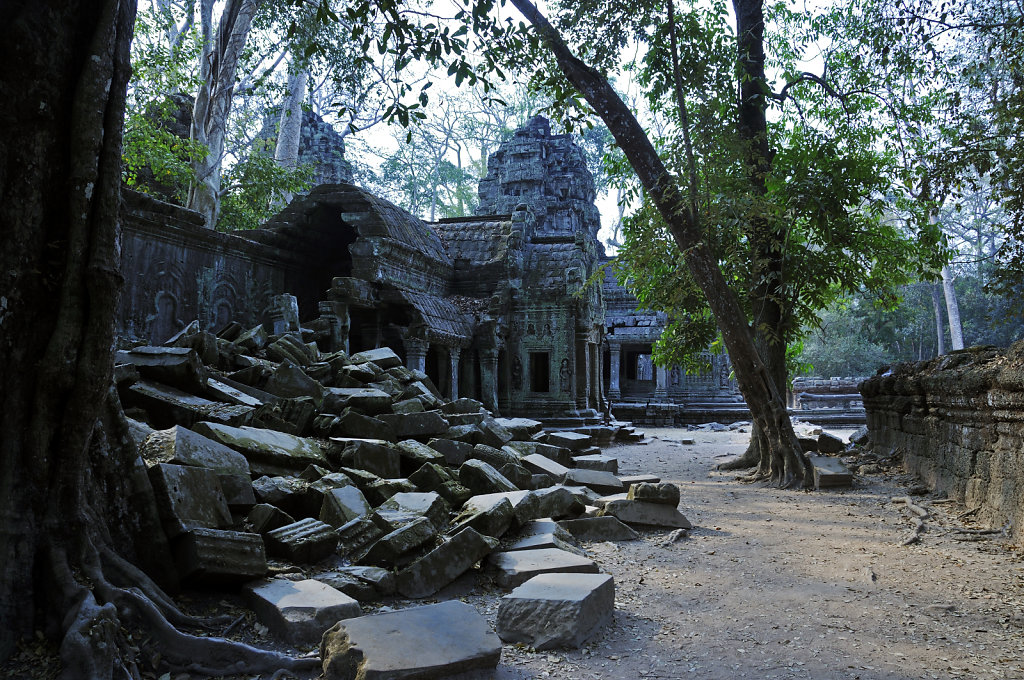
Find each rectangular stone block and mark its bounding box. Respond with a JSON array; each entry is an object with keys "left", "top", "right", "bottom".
[
  {"left": 396, "top": 527, "right": 498, "bottom": 598},
  {"left": 487, "top": 548, "right": 599, "bottom": 588},
  {"left": 497, "top": 573, "right": 614, "bottom": 649},
  {"left": 265, "top": 518, "right": 339, "bottom": 563},
  {"left": 148, "top": 463, "right": 231, "bottom": 537},
  {"left": 174, "top": 528, "right": 266, "bottom": 584},
  {"left": 243, "top": 578, "right": 361, "bottom": 647}
]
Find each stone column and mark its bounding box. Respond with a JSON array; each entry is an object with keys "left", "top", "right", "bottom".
[
  {"left": 582, "top": 340, "right": 592, "bottom": 410},
  {"left": 480, "top": 348, "right": 499, "bottom": 414},
  {"left": 608, "top": 341, "right": 621, "bottom": 400},
  {"left": 655, "top": 364, "right": 668, "bottom": 400},
  {"left": 405, "top": 337, "right": 428, "bottom": 374},
  {"left": 448, "top": 346, "right": 461, "bottom": 400},
  {"left": 592, "top": 343, "right": 602, "bottom": 410},
  {"left": 318, "top": 301, "right": 349, "bottom": 353}
]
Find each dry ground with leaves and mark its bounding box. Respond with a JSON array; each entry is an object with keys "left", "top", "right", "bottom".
[{"left": 467, "top": 427, "right": 1024, "bottom": 680}]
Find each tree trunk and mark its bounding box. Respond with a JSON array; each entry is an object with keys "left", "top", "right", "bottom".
[
  {"left": 273, "top": 65, "right": 308, "bottom": 206},
  {"left": 0, "top": 2, "right": 318, "bottom": 675},
  {"left": 931, "top": 283, "right": 947, "bottom": 355},
  {"left": 941, "top": 265, "right": 964, "bottom": 350},
  {"left": 510, "top": 0, "right": 811, "bottom": 487},
  {"left": 187, "top": 0, "right": 260, "bottom": 228}
]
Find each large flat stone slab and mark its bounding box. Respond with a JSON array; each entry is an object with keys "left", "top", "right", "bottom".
[
  {"left": 497, "top": 573, "right": 614, "bottom": 649},
  {"left": 126, "top": 380, "right": 254, "bottom": 429},
  {"left": 600, "top": 499, "right": 692, "bottom": 529},
  {"left": 148, "top": 463, "right": 231, "bottom": 537},
  {"left": 140, "top": 425, "right": 250, "bottom": 476},
  {"left": 545, "top": 431, "right": 591, "bottom": 451},
  {"left": 487, "top": 548, "right": 599, "bottom": 588},
  {"left": 564, "top": 468, "right": 624, "bottom": 495},
  {"left": 192, "top": 421, "right": 327, "bottom": 475},
  {"left": 320, "top": 600, "right": 501, "bottom": 679},
  {"left": 522, "top": 453, "right": 570, "bottom": 481},
  {"left": 558, "top": 516, "right": 639, "bottom": 542},
  {"left": 243, "top": 578, "right": 361, "bottom": 647},
  {"left": 572, "top": 454, "right": 618, "bottom": 474}
]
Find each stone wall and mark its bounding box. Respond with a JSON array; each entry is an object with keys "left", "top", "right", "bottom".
[
  {"left": 118, "top": 190, "right": 303, "bottom": 344},
  {"left": 860, "top": 345, "right": 1024, "bottom": 543}
]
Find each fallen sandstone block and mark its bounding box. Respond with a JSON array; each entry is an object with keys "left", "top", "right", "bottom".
[
  {"left": 243, "top": 578, "right": 361, "bottom": 647},
  {"left": 487, "top": 547, "right": 599, "bottom": 588},
  {"left": 496, "top": 573, "right": 614, "bottom": 650}
]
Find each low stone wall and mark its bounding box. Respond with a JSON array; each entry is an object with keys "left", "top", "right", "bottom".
[{"left": 860, "top": 344, "right": 1024, "bottom": 543}]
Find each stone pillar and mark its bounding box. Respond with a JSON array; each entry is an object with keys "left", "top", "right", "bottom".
[
  {"left": 318, "top": 301, "right": 350, "bottom": 353},
  {"left": 655, "top": 364, "right": 668, "bottom": 400},
  {"left": 448, "top": 346, "right": 461, "bottom": 401},
  {"left": 480, "top": 348, "right": 499, "bottom": 414},
  {"left": 592, "top": 343, "right": 602, "bottom": 410},
  {"left": 608, "top": 341, "right": 621, "bottom": 400},
  {"left": 405, "top": 337, "right": 428, "bottom": 374},
  {"left": 582, "top": 340, "right": 592, "bottom": 410}
]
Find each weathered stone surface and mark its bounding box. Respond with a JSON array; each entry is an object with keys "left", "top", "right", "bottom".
[
  {"left": 478, "top": 417, "right": 514, "bottom": 448},
  {"left": 407, "top": 462, "right": 451, "bottom": 492},
  {"left": 358, "top": 516, "right": 437, "bottom": 567},
  {"left": 324, "top": 387, "right": 393, "bottom": 414},
  {"left": 349, "top": 347, "right": 403, "bottom": 369},
  {"left": 488, "top": 548, "right": 599, "bottom": 588},
  {"left": 219, "top": 473, "right": 256, "bottom": 509},
  {"left": 316, "top": 566, "right": 396, "bottom": 601},
  {"left": 377, "top": 411, "right": 450, "bottom": 439},
  {"left": 342, "top": 440, "right": 401, "bottom": 479},
  {"left": 497, "top": 573, "right": 614, "bottom": 649},
  {"left": 452, "top": 497, "right": 515, "bottom": 538},
  {"left": 522, "top": 453, "right": 570, "bottom": 481},
  {"left": 391, "top": 397, "right": 426, "bottom": 414},
  {"left": 461, "top": 490, "right": 538, "bottom": 527},
  {"left": 320, "top": 486, "right": 372, "bottom": 527},
  {"left": 531, "top": 485, "right": 586, "bottom": 519},
  {"left": 116, "top": 345, "right": 206, "bottom": 391},
  {"left": 444, "top": 424, "right": 482, "bottom": 445},
  {"left": 243, "top": 578, "right": 361, "bottom": 646},
  {"left": 396, "top": 527, "right": 497, "bottom": 598},
  {"left": 470, "top": 443, "right": 520, "bottom": 469},
  {"left": 148, "top": 463, "right": 232, "bottom": 537},
  {"left": 248, "top": 503, "right": 296, "bottom": 534},
  {"left": 507, "top": 525, "right": 583, "bottom": 555},
  {"left": 192, "top": 421, "right": 328, "bottom": 475},
  {"left": 174, "top": 528, "right": 266, "bottom": 584},
  {"left": 380, "top": 492, "right": 449, "bottom": 531},
  {"left": 252, "top": 475, "right": 314, "bottom": 518},
  {"left": 572, "top": 454, "right": 618, "bottom": 474},
  {"left": 265, "top": 518, "right": 339, "bottom": 563},
  {"left": 140, "top": 425, "right": 250, "bottom": 476},
  {"left": 558, "top": 516, "right": 639, "bottom": 541},
  {"left": 817, "top": 431, "right": 846, "bottom": 454},
  {"left": 206, "top": 378, "right": 266, "bottom": 408},
  {"left": 506, "top": 441, "right": 574, "bottom": 467},
  {"left": 618, "top": 474, "right": 661, "bottom": 486},
  {"left": 850, "top": 425, "right": 870, "bottom": 446},
  {"left": 546, "top": 431, "right": 591, "bottom": 451},
  {"left": 336, "top": 518, "right": 384, "bottom": 559},
  {"left": 460, "top": 458, "right": 519, "bottom": 495},
  {"left": 441, "top": 398, "right": 486, "bottom": 415},
  {"left": 564, "top": 468, "right": 624, "bottom": 495},
  {"left": 809, "top": 454, "right": 853, "bottom": 489},
  {"left": 126, "top": 380, "right": 254, "bottom": 429},
  {"left": 329, "top": 410, "right": 394, "bottom": 442},
  {"left": 627, "top": 482, "right": 680, "bottom": 507},
  {"left": 600, "top": 499, "right": 692, "bottom": 529},
  {"left": 320, "top": 601, "right": 501, "bottom": 680},
  {"left": 495, "top": 417, "right": 544, "bottom": 439},
  {"left": 263, "top": 361, "right": 325, "bottom": 405},
  {"left": 363, "top": 478, "right": 418, "bottom": 506},
  {"left": 427, "top": 438, "right": 473, "bottom": 466},
  {"left": 395, "top": 439, "right": 446, "bottom": 474}
]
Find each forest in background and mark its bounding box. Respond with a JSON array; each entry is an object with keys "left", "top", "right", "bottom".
[{"left": 124, "top": 0, "right": 1024, "bottom": 382}]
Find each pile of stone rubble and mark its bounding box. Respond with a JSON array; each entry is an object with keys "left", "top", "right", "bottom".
[{"left": 115, "top": 306, "right": 691, "bottom": 679}]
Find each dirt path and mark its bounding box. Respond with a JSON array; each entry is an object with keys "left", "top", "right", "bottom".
[{"left": 470, "top": 427, "right": 1024, "bottom": 680}]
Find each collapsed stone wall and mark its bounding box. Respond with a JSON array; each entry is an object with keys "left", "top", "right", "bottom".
[{"left": 860, "top": 344, "right": 1024, "bottom": 543}]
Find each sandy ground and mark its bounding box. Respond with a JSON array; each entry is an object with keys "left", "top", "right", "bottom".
[{"left": 457, "top": 427, "right": 1024, "bottom": 680}]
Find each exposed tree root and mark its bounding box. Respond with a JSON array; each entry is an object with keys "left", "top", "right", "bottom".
[
  {"left": 53, "top": 536, "right": 320, "bottom": 679},
  {"left": 718, "top": 446, "right": 759, "bottom": 471},
  {"left": 893, "top": 496, "right": 929, "bottom": 545}
]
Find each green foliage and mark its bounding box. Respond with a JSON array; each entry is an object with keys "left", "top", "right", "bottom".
[
  {"left": 122, "top": 6, "right": 206, "bottom": 201},
  {"left": 217, "top": 152, "right": 314, "bottom": 231}
]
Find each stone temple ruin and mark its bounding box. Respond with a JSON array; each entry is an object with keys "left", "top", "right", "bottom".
[{"left": 119, "top": 115, "right": 757, "bottom": 426}]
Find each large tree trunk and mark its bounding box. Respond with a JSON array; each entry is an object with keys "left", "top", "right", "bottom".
[
  {"left": 273, "top": 65, "right": 309, "bottom": 206},
  {"left": 510, "top": 0, "right": 811, "bottom": 487},
  {"left": 187, "top": 0, "right": 260, "bottom": 228},
  {"left": 0, "top": 2, "right": 318, "bottom": 675},
  {"left": 941, "top": 265, "right": 964, "bottom": 350},
  {"left": 931, "top": 283, "right": 947, "bottom": 355}
]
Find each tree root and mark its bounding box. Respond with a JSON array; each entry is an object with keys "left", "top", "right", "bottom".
[
  {"left": 55, "top": 537, "right": 320, "bottom": 679},
  {"left": 717, "top": 447, "right": 759, "bottom": 471},
  {"left": 893, "top": 496, "right": 929, "bottom": 545}
]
